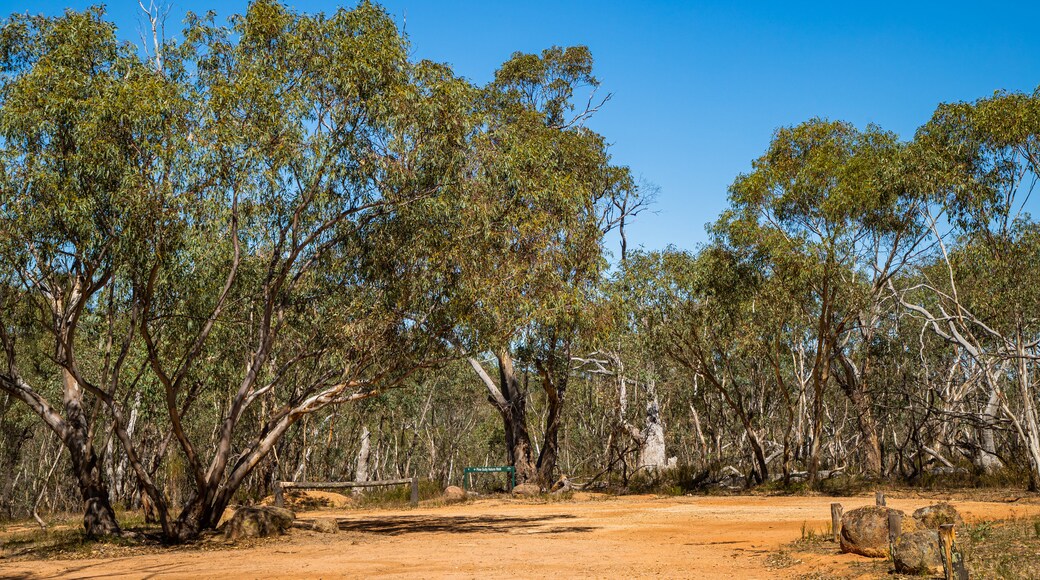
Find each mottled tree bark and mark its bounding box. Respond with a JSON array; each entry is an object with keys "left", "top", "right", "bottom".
[{"left": 468, "top": 351, "right": 537, "bottom": 483}]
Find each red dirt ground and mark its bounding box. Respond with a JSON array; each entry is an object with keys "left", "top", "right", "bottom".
[{"left": 3, "top": 493, "right": 1039, "bottom": 579}]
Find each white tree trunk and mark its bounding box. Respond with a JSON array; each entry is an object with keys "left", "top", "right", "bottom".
[
  {"left": 975, "top": 387, "right": 1005, "bottom": 474},
  {"left": 1016, "top": 352, "right": 1040, "bottom": 488},
  {"left": 355, "top": 426, "right": 371, "bottom": 484},
  {"left": 638, "top": 380, "right": 668, "bottom": 470}
]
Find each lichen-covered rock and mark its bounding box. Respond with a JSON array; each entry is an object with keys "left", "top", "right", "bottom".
[
  {"left": 443, "top": 486, "right": 466, "bottom": 503},
  {"left": 839, "top": 506, "right": 922, "bottom": 558},
  {"left": 292, "top": 517, "right": 339, "bottom": 533},
  {"left": 892, "top": 529, "right": 944, "bottom": 575},
  {"left": 512, "top": 483, "right": 541, "bottom": 497},
  {"left": 223, "top": 506, "right": 295, "bottom": 541},
  {"left": 913, "top": 502, "right": 964, "bottom": 529}
]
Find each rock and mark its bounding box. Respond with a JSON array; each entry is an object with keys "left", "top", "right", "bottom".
[
  {"left": 512, "top": 483, "right": 541, "bottom": 497},
  {"left": 292, "top": 517, "right": 339, "bottom": 533},
  {"left": 223, "top": 506, "right": 296, "bottom": 542},
  {"left": 443, "top": 486, "right": 466, "bottom": 503},
  {"left": 913, "top": 502, "right": 964, "bottom": 529},
  {"left": 199, "top": 529, "right": 226, "bottom": 544},
  {"left": 892, "top": 529, "right": 944, "bottom": 576},
  {"left": 840, "top": 506, "right": 922, "bottom": 558}
]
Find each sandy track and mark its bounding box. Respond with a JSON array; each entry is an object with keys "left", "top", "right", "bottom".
[{"left": 3, "top": 494, "right": 1040, "bottom": 579}]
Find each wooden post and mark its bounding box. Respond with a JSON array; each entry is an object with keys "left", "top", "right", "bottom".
[
  {"left": 830, "top": 503, "right": 843, "bottom": 542},
  {"left": 939, "top": 524, "right": 954, "bottom": 580},
  {"left": 938, "top": 524, "right": 967, "bottom": 580},
  {"left": 410, "top": 477, "right": 419, "bottom": 507},
  {"left": 875, "top": 491, "right": 886, "bottom": 506},
  {"left": 888, "top": 510, "right": 902, "bottom": 553},
  {"left": 272, "top": 482, "right": 284, "bottom": 509}
]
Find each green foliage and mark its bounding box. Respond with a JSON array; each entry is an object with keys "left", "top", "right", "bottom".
[
  {"left": 5, "top": 1, "right": 1040, "bottom": 543},
  {"left": 0, "top": 0, "right": 638, "bottom": 536}
]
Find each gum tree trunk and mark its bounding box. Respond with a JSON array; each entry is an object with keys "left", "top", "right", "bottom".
[
  {"left": 61, "top": 368, "right": 120, "bottom": 537},
  {"left": 637, "top": 379, "right": 667, "bottom": 470},
  {"left": 468, "top": 352, "right": 538, "bottom": 483}
]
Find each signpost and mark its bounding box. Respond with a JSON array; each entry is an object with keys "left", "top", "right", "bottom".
[{"left": 463, "top": 466, "right": 516, "bottom": 492}]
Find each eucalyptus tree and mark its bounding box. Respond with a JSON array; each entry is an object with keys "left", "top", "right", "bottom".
[
  {"left": 897, "top": 90, "right": 1040, "bottom": 487},
  {"left": 0, "top": 0, "right": 486, "bottom": 540},
  {"left": 627, "top": 247, "right": 797, "bottom": 483},
  {"left": 721, "top": 119, "right": 926, "bottom": 480},
  {"left": 137, "top": 0, "right": 485, "bottom": 540},
  {"left": 460, "top": 46, "right": 637, "bottom": 485},
  {"left": 0, "top": 7, "right": 187, "bottom": 535}
]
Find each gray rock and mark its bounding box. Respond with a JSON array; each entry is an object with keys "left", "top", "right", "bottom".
[
  {"left": 913, "top": 502, "right": 964, "bottom": 529},
  {"left": 892, "top": 529, "right": 944, "bottom": 576},
  {"left": 292, "top": 517, "right": 339, "bottom": 533},
  {"left": 512, "top": 483, "right": 541, "bottom": 497},
  {"left": 839, "top": 506, "right": 922, "bottom": 558},
  {"left": 443, "top": 485, "right": 466, "bottom": 503},
  {"left": 223, "top": 506, "right": 296, "bottom": 542}
]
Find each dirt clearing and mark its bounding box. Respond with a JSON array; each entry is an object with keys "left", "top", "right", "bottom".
[{"left": 3, "top": 493, "right": 1040, "bottom": 579}]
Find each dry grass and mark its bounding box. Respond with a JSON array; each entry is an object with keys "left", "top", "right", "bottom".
[
  {"left": 0, "top": 519, "right": 156, "bottom": 561},
  {"left": 786, "top": 514, "right": 1040, "bottom": 579},
  {"left": 960, "top": 516, "right": 1040, "bottom": 579}
]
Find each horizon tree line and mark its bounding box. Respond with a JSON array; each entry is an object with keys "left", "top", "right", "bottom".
[{"left": 2, "top": 1, "right": 1040, "bottom": 543}]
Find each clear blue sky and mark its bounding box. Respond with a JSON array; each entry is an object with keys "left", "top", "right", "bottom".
[{"left": 5, "top": 0, "right": 1040, "bottom": 254}]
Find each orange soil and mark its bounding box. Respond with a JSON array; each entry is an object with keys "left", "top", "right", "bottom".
[{"left": 3, "top": 493, "right": 1039, "bottom": 579}]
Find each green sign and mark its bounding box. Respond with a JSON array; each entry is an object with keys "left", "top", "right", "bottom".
[{"left": 463, "top": 466, "right": 516, "bottom": 491}]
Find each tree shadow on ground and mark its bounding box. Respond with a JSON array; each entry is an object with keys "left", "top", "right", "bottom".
[
  {"left": 0, "top": 557, "right": 195, "bottom": 580},
  {"left": 333, "top": 514, "right": 595, "bottom": 536}
]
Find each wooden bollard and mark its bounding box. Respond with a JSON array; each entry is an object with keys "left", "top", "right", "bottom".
[
  {"left": 939, "top": 524, "right": 954, "bottom": 580},
  {"left": 888, "top": 510, "right": 902, "bottom": 552},
  {"left": 274, "top": 481, "right": 284, "bottom": 508},
  {"left": 410, "top": 476, "right": 419, "bottom": 507},
  {"left": 830, "top": 503, "right": 843, "bottom": 542},
  {"left": 875, "top": 491, "right": 886, "bottom": 506},
  {"left": 938, "top": 524, "right": 968, "bottom": 580}
]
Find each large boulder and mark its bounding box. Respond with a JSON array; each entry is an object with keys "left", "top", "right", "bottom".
[
  {"left": 892, "top": 529, "right": 944, "bottom": 576},
  {"left": 512, "top": 483, "right": 541, "bottom": 497},
  {"left": 443, "top": 486, "right": 466, "bottom": 503},
  {"left": 839, "top": 506, "right": 922, "bottom": 558},
  {"left": 223, "top": 506, "right": 296, "bottom": 542},
  {"left": 913, "top": 502, "right": 964, "bottom": 529}
]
